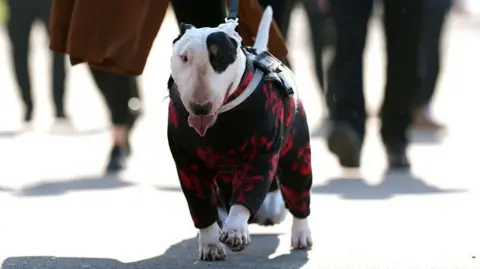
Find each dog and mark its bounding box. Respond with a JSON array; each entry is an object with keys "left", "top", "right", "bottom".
[{"left": 167, "top": 6, "right": 313, "bottom": 261}]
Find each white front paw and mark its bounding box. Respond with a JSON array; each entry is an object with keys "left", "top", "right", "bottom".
[
  {"left": 198, "top": 222, "right": 227, "bottom": 261},
  {"left": 255, "top": 190, "right": 287, "bottom": 226},
  {"left": 291, "top": 217, "right": 313, "bottom": 249},
  {"left": 219, "top": 205, "right": 251, "bottom": 252}
]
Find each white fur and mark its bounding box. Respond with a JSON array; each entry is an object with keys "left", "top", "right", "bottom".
[
  {"left": 198, "top": 222, "right": 227, "bottom": 260},
  {"left": 291, "top": 217, "right": 313, "bottom": 249},
  {"left": 219, "top": 204, "right": 251, "bottom": 252},
  {"left": 255, "top": 190, "right": 287, "bottom": 225},
  {"left": 253, "top": 6, "right": 273, "bottom": 53},
  {"left": 171, "top": 22, "right": 246, "bottom": 116}
]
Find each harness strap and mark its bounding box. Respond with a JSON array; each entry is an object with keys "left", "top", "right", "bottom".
[{"left": 218, "top": 69, "right": 264, "bottom": 114}]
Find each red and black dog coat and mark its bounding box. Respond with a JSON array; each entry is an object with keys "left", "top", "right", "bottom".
[{"left": 167, "top": 48, "right": 313, "bottom": 229}]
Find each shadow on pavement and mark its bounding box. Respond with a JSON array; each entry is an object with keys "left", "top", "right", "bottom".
[
  {"left": 312, "top": 170, "right": 466, "bottom": 200},
  {"left": 15, "top": 174, "right": 134, "bottom": 197},
  {"left": 0, "top": 185, "right": 13, "bottom": 192},
  {"left": 0, "top": 130, "right": 22, "bottom": 137},
  {"left": 156, "top": 185, "right": 183, "bottom": 192},
  {"left": 1, "top": 234, "right": 309, "bottom": 269}
]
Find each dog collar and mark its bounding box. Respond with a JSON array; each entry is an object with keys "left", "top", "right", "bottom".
[{"left": 218, "top": 56, "right": 263, "bottom": 114}]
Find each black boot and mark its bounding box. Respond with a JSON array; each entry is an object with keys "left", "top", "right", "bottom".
[
  {"left": 386, "top": 145, "right": 410, "bottom": 170},
  {"left": 106, "top": 145, "right": 128, "bottom": 172},
  {"left": 327, "top": 123, "right": 362, "bottom": 168},
  {"left": 24, "top": 106, "right": 33, "bottom": 122}
]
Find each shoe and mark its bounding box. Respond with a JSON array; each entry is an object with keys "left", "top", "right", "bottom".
[
  {"left": 386, "top": 145, "right": 410, "bottom": 170},
  {"left": 327, "top": 124, "right": 361, "bottom": 168},
  {"left": 106, "top": 145, "right": 128, "bottom": 172},
  {"left": 24, "top": 106, "right": 33, "bottom": 123},
  {"left": 412, "top": 107, "right": 445, "bottom": 130}
]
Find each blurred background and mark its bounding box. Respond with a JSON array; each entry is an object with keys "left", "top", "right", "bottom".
[{"left": 1, "top": 1, "right": 480, "bottom": 268}]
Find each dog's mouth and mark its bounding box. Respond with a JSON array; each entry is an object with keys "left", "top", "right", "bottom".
[
  {"left": 187, "top": 83, "right": 234, "bottom": 137},
  {"left": 188, "top": 113, "right": 218, "bottom": 137}
]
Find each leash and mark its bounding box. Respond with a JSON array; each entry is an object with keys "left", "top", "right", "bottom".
[{"left": 226, "top": 0, "right": 239, "bottom": 22}]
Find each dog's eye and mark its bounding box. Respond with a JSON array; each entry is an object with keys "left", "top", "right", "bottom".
[{"left": 180, "top": 55, "right": 188, "bottom": 62}]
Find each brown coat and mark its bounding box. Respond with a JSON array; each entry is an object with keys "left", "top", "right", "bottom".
[{"left": 49, "top": 0, "right": 288, "bottom": 76}]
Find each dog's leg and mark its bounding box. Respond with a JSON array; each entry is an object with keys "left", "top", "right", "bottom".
[
  {"left": 254, "top": 179, "right": 287, "bottom": 226},
  {"left": 291, "top": 216, "right": 312, "bottom": 249},
  {"left": 221, "top": 157, "right": 283, "bottom": 251},
  {"left": 277, "top": 107, "right": 314, "bottom": 249},
  {"left": 219, "top": 204, "right": 251, "bottom": 252},
  {"left": 198, "top": 222, "right": 227, "bottom": 261},
  {"left": 168, "top": 135, "right": 226, "bottom": 260}
]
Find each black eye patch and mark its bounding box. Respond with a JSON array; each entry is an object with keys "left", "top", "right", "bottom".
[{"left": 205, "top": 31, "right": 238, "bottom": 73}]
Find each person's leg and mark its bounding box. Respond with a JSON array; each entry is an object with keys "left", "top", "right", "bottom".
[
  {"left": 326, "top": 0, "right": 373, "bottom": 168},
  {"left": 283, "top": 0, "right": 298, "bottom": 36},
  {"left": 89, "top": 67, "right": 137, "bottom": 171},
  {"left": 6, "top": 0, "right": 35, "bottom": 122},
  {"left": 170, "top": 0, "right": 226, "bottom": 28},
  {"left": 381, "top": 0, "right": 424, "bottom": 168},
  {"left": 38, "top": 0, "right": 68, "bottom": 119},
  {"left": 302, "top": 0, "right": 329, "bottom": 92},
  {"left": 412, "top": 4, "right": 451, "bottom": 129}
]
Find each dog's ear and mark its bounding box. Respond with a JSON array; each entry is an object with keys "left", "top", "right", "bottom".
[
  {"left": 206, "top": 31, "right": 239, "bottom": 73},
  {"left": 218, "top": 21, "right": 242, "bottom": 45},
  {"left": 180, "top": 23, "right": 194, "bottom": 35},
  {"left": 173, "top": 23, "right": 195, "bottom": 44}
]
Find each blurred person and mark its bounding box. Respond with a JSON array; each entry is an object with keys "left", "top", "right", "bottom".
[
  {"left": 412, "top": 0, "right": 453, "bottom": 130},
  {"left": 88, "top": 68, "right": 142, "bottom": 172},
  {"left": 5, "top": 0, "right": 69, "bottom": 127},
  {"left": 326, "top": 0, "right": 424, "bottom": 169},
  {"left": 284, "top": 0, "right": 335, "bottom": 92},
  {"left": 48, "top": 0, "right": 289, "bottom": 174},
  {"left": 48, "top": 0, "right": 289, "bottom": 77}
]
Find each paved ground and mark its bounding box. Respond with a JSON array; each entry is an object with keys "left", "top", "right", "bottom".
[{"left": 1, "top": 6, "right": 480, "bottom": 269}]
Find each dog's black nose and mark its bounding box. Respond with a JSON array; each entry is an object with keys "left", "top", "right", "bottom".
[{"left": 190, "top": 102, "right": 213, "bottom": 115}]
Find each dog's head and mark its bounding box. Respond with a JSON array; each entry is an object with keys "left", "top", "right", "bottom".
[{"left": 171, "top": 21, "right": 245, "bottom": 136}]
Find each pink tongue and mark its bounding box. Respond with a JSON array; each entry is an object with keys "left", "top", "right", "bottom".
[{"left": 188, "top": 114, "right": 218, "bottom": 137}]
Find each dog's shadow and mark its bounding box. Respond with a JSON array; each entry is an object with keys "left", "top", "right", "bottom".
[{"left": 2, "top": 234, "right": 309, "bottom": 269}]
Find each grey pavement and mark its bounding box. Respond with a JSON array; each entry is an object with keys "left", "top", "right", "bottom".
[{"left": 1, "top": 7, "right": 480, "bottom": 269}]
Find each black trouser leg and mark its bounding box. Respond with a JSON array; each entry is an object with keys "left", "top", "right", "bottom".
[
  {"left": 170, "top": 0, "right": 226, "bottom": 28},
  {"left": 302, "top": 0, "right": 330, "bottom": 92},
  {"left": 413, "top": 5, "right": 450, "bottom": 110},
  {"left": 6, "top": 1, "right": 34, "bottom": 120},
  {"left": 327, "top": 0, "right": 373, "bottom": 143},
  {"left": 380, "top": 0, "right": 424, "bottom": 147},
  {"left": 89, "top": 68, "right": 134, "bottom": 126},
  {"left": 38, "top": 0, "right": 67, "bottom": 118}
]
